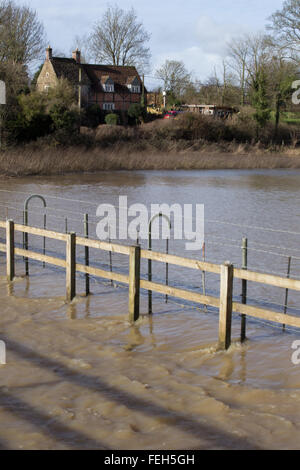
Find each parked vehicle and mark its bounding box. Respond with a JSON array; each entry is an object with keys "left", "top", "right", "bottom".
[{"left": 163, "top": 110, "right": 178, "bottom": 119}]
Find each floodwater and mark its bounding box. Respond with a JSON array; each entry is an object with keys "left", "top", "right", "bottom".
[{"left": 0, "top": 169, "right": 300, "bottom": 449}]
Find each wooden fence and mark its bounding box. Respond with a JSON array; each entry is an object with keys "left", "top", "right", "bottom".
[{"left": 1, "top": 218, "right": 300, "bottom": 350}]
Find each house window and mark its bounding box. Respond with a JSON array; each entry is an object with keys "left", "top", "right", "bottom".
[
  {"left": 104, "top": 84, "right": 114, "bottom": 92},
  {"left": 131, "top": 85, "right": 140, "bottom": 93},
  {"left": 103, "top": 103, "right": 115, "bottom": 111},
  {"left": 44, "top": 85, "right": 50, "bottom": 93}
]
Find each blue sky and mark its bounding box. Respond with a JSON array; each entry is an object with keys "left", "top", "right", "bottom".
[{"left": 18, "top": 0, "right": 285, "bottom": 87}]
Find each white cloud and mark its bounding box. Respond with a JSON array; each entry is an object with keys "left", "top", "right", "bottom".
[
  {"left": 150, "top": 15, "right": 254, "bottom": 83},
  {"left": 152, "top": 47, "right": 223, "bottom": 84},
  {"left": 195, "top": 16, "right": 244, "bottom": 55}
]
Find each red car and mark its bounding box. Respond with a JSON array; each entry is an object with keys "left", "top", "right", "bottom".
[{"left": 163, "top": 110, "right": 178, "bottom": 119}]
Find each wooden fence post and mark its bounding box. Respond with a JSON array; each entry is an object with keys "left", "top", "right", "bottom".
[
  {"left": 283, "top": 256, "right": 292, "bottom": 331},
  {"left": 6, "top": 219, "right": 15, "bottom": 282},
  {"left": 84, "top": 213, "right": 90, "bottom": 296},
  {"left": 66, "top": 232, "right": 76, "bottom": 301},
  {"left": 241, "top": 237, "right": 248, "bottom": 342},
  {"left": 218, "top": 261, "right": 234, "bottom": 350},
  {"left": 128, "top": 245, "right": 141, "bottom": 323}
]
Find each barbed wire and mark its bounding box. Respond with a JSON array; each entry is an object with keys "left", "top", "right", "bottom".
[{"left": 1, "top": 188, "right": 300, "bottom": 236}]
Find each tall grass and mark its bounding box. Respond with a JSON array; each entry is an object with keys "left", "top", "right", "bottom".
[
  {"left": 0, "top": 114, "right": 300, "bottom": 177},
  {"left": 1, "top": 144, "right": 300, "bottom": 177}
]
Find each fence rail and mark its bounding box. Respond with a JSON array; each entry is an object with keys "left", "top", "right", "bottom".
[{"left": 1, "top": 218, "right": 300, "bottom": 350}]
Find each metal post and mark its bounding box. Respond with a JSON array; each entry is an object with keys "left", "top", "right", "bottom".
[
  {"left": 148, "top": 212, "right": 171, "bottom": 314},
  {"left": 23, "top": 195, "right": 47, "bottom": 276},
  {"left": 84, "top": 213, "right": 90, "bottom": 296},
  {"left": 165, "top": 237, "right": 169, "bottom": 303},
  {"left": 108, "top": 227, "right": 113, "bottom": 287},
  {"left": 66, "top": 232, "right": 76, "bottom": 302},
  {"left": 283, "top": 256, "right": 292, "bottom": 331},
  {"left": 241, "top": 237, "right": 248, "bottom": 342},
  {"left": 43, "top": 213, "right": 46, "bottom": 268},
  {"left": 148, "top": 234, "right": 152, "bottom": 314},
  {"left": 23, "top": 208, "right": 29, "bottom": 276},
  {"left": 202, "top": 242, "right": 207, "bottom": 310}
]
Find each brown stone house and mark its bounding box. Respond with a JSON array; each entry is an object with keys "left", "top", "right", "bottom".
[{"left": 36, "top": 46, "right": 145, "bottom": 112}]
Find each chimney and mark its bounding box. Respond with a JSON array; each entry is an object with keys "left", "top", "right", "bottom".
[
  {"left": 46, "top": 45, "right": 52, "bottom": 61},
  {"left": 72, "top": 48, "right": 81, "bottom": 63}
]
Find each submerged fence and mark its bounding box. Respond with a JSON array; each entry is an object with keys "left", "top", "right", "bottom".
[{"left": 1, "top": 218, "right": 300, "bottom": 351}]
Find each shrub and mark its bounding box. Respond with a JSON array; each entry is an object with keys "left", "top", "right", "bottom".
[
  {"left": 83, "top": 104, "right": 103, "bottom": 127},
  {"left": 49, "top": 104, "right": 80, "bottom": 131},
  {"left": 95, "top": 125, "right": 133, "bottom": 145},
  {"left": 174, "top": 113, "right": 233, "bottom": 142},
  {"left": 105, "top": 113, "right": 119, "bottom": 125},
  {"left": 128, "top": 103, "right": 146, "bottom": 124},
  {"left": 6, "top": 92, "right": 52, "bottom": 142}
]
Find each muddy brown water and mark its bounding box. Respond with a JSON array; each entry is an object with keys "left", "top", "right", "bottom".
[{"left": 0, "top": 169, "right": 300, "bottom": 449}]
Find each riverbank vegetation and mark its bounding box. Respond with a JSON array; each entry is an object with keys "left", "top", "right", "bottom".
[
  {"left": 1, "top": 143, "right": 300, "bottom": 177},
  {"left": 1, "top": 116, "right": 300, "bottom": 176}
]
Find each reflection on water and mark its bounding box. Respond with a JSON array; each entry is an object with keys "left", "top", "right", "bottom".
[{"left": 0, "top": 169, "right": 300, "bottom": 449}]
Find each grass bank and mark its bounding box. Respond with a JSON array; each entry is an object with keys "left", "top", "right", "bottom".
[
  {"left": 1, "top": 115, "right": 300, "bottom": 177},
  {"left": 1, "top": 143, "right": 300, "bottom": 177}
]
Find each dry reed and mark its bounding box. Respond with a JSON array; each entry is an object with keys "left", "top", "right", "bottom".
[{"left": 0, "top": 143, "right": 300, "bottom": 177}]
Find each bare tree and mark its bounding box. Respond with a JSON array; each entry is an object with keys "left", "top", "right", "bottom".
[
  {"left": 268, "top": 0, "right": 300, "bottom": 55},
  {"left": 155, "top": 60, "right": 191, "bottom": 97},
  {"left": 88, "top": 5, "right": 151, "bottom": 72},
  {"left": 227, "top": 36, "right": 250, "bottom": 105},
  {"left": 0, "top": 0, "right": 46, "bottom": 66},
  {"left": 70, "top": 34, "right": 92, "bottom": 64}
]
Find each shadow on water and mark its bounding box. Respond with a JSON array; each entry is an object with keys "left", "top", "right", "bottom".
[
  {"left": 0, "top": 436, "right": 12, "bottom": 450},
  {"left": 0, "top": 389, "right": 109, "bottom": 450},
  {"left": 1, "top": 335, "right": 261, "bottom": 450}
]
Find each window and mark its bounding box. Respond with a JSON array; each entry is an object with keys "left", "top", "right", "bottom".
[
  {"left": 103, "top": 103, "right": 115, "bottom": 111},
  {"left": 104, "top": 84, "right": 114, "bottom": 92},
  {"left": 44, "top": 85, "right": 50, "bottom": 93},
  {"left": 131, "top": 85, "right": 140, "bottom": 93}
]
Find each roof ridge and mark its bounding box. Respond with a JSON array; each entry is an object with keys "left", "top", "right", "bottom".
[{"left": 51, "top": 57, "right": 75, "bottom": 62}]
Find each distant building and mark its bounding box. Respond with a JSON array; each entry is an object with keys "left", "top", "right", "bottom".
[
  {"left": 181, "top": 104, "right": 235, "bottom": 119},
  {"left": 36, "top": 46, "right": 145, "bottom": 112}
]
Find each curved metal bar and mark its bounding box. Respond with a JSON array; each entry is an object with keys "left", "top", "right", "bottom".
[
  {"left": 23, "top": 195, "right": 47, "bottom": 275},
  {"left": 148, "top": 212, "right": 172, "bottom": 314}
]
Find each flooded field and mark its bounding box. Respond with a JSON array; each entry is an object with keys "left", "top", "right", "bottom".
[{"left": 0, "top": 169, "right": 300, "bottom": 450}]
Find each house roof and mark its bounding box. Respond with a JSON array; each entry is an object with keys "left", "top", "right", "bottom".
[
  {"left": 50, "top": 58, "right": 90, "bottom": 86},
  {"left": 50, "top": 58, "right": 146, "bottom": 93}
]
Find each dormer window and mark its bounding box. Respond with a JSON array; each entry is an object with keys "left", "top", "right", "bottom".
[
  {"left": 131, "top": 85, "right": 140, "bottom": 93},
  {"left": 104, "top": 84, "right": 114, "bottom": 92},
  {"left": 101, "top": 76, "right": 114, "bottom": 93},
  {"left": 127, "top": 76, "right": 141, "bottom": 93}
]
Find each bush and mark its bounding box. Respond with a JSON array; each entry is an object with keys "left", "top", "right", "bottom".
[
  {"left": 105, "top": 113, "right": 119, "bottom": 125},
  {"left": 171, "top": 113, "right": 233, "bottom": 142},
  {"left": 128, "top": 103, "right": 146, "bottom": 124},
  {"left": 49, "top": 104, "right": 80, "bottom": 131},
  {"left": 95, "top": 125, "right": 134, "bottom": 145},
  {"left": 83, "top": 104, "right": 104, "bottom": 128}
]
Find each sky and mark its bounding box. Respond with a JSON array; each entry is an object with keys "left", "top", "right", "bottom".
[{"left": 15, "top": 0, "right": 285, "bottom": 88}]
